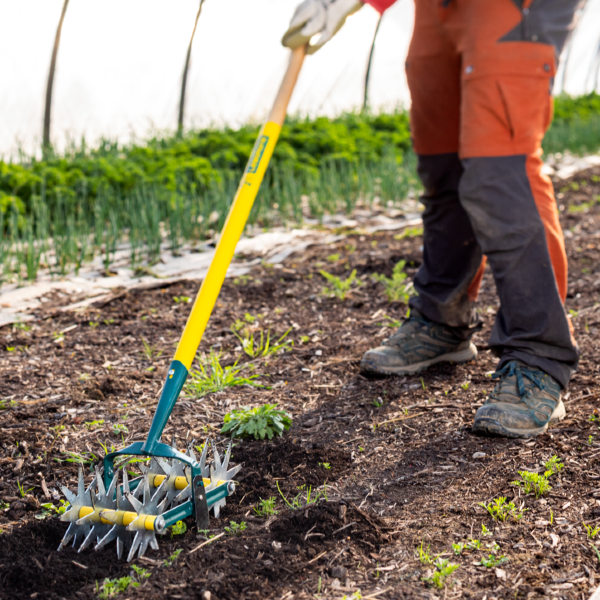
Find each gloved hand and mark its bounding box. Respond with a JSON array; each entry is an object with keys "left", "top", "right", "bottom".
[{"left": 282, "top": 0, "right": 364, "bottom": 55}]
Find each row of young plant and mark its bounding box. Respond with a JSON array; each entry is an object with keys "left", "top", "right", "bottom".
[{"left": 0, "top": 150, "right": 420, "bottom": 288}]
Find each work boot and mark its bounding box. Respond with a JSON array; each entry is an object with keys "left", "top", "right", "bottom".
[
  {"left": 472, "top": 360, "right": 565, "bottom": 438},
  {"left": 360, "top": 309, "right": 477, "bottom": 376}
]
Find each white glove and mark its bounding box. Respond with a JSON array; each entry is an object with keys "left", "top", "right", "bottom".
[{"left": 282, "top": 0, "right": 364, "bottom": 55}]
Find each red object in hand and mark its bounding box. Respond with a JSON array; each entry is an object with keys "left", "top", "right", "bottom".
[{"left": 362, "top": 0, "right": 397, "bottom": 13}]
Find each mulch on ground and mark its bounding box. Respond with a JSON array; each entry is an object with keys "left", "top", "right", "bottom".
[{"left": 1, "top": 168, "right": 600, "bottom": 600}]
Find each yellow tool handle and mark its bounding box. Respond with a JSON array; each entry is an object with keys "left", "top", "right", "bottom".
[{"left": 174, "top": 46, "right": 306, "bottom": 370}]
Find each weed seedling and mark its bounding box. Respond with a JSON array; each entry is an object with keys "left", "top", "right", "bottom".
[
  {"left": 140, "top": 337, "right": 163, "bottom": 362},
  {"left": 232, "top": 327, "right": 293, "bottom": 359},
  {"left": 479, "top": 497, "right": 526, "bottom": 522},
  {"left": 466, "top": 539, "right": 481, "bottom": 550},
  {"left": 319, "top": 462, "right": 331, "bottom": 470},
  {"left": 590, "top": 435, "right": 595, "bottom": 446},
  {"left": 173, "top": 296, "right": 191, "bottom": 304},
  {"left": 0, "top": 398, "right": 16, "bottom": 410},
  {"left": 276, "top": 482, "right": 328, "bottom": 510},
  {"left": 477, "top": 553, "right": 508, "bottom": 568},
  {"left": 395, "top": 227, "right": 423, "bottom": 240},
  {"left": 584, "top": 522, "right": 600, "bottom": 540},
  {"left": 254, "top": 497, "right": 278, "bottom": 517},
  {"left": 424, "top": 558, "right": 459, "bottom": 589},
  {"left": 224, "top": 521, "right": 247, "bottom": 536},
  {"left": 131, "top": 565, "right": 151, "bottom": 579},
  {"left": 112, "top": 424, "right": 129, "bottom": 435},
  {"left": 170, "top": 520, "right": 187, "bottom": 536},
  {"left": 320, "top": 269, "right": 360, "bottom": 300},
  {"left": 372, "top": 260, "right": 414, "bottom": 303},
  {"left": 416, "top": 541, "right": 434, "bottom": 565},
  {"left": 452, "top": 542, "right": 465, "bottom": 555},
  {"left": 163, "top": 549, "right": 183, "bottom": 566},
  {"left": 186, "top": 350, "right": 262, "bottom": 398},
  {"left": 89, "top": 321, "right": 99, "bottom": 329},
  {"left": 481, "top": 524, "right": 492, "bottom": 536},
  {"left": 222, "top": 403, "right": 292, "bottom": 440},
  {"left": 17, "top": 481, "right": 34, "bottom": 497},
  {"left": 97, "top": 576, "right": 136, "bottom": 599},
  {"left": 85, "top": 420, "right": 105, "bottom": 431}
]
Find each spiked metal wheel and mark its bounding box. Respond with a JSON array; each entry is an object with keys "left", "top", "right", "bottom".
[{"left": 58, "top": 439, "right": 240, "bottom": 560}]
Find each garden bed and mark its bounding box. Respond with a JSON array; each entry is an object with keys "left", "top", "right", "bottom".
[{"left": 1, "top": 167, "right": 600, "bottom": 600}]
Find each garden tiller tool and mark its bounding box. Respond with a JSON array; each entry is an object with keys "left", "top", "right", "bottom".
[{"left": 58, "top": 46, "right": 306, "bottom": 562}]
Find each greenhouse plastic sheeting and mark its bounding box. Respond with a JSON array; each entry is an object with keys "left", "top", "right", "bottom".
[{"left": 0, "top": 0, "right": 599, "bottom": 156}]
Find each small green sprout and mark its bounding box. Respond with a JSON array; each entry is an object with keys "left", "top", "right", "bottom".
[
  {"left": 254, "top": 497, "right": 278, "bottom": 517},
  {"left": 163, "top": 549, "right": 183, "bottom": 566},
  {"left": 232, "top": 326, "right": 293, "bottom": 359},
  {"left": 452, "top": 542, "right": 464, "bottom": 555},
  {"left": 477, "top": 554, "right": 508, "bottom": 568},
  {"left": 327, "top": 253, "right": 340, "bottom": 262},
  {"left": 0, "top": 398, "right": 16, "bottom": 410},
  {"left": 224, "top": 521, "right": 247, "bottom": 536},
  {"left": 140, "top": 337, "right": 163, "bottom": 362},
  {"left": 320, "top": 269, "right": 360, "bottom": 300},
  {"left": 276, "top": 482, "right": 328, "bottom": 510},
  {"left": 466, "top": 539, "right": 481, "bottom": 550},
  {"left": 372, "top": 260, "right": 414, "bottom": 303},
  {"left": 319, "top": 462, "right": 331, "bottom": 470},
  {"left": 173, "top": 296, "right": 191, "bottom": 304},
  {"left": 481, "top": 524, "right": 492, "bottom": 536},
  {"left": 17, "top": 481, "right": 34, "bottom": 497},
  {"left": 590, "top": 435, "right": 595, "bottom": 446},
  {"left": 415, "top": 540, "right": 434, "bottom": 565},
  {"left": 584, "top": 522, "right": 600, "bottom": 540},
  {"left": 131, "top": 565, "right": 151, "bottom": 579},
  {"left": 170, "top": 520, "right": 187, "bottom": 536},
  {"left": 461, "top": 382, "right": 470, "bottom": 391},
  {"left": 479, "top": 497, "right": 526, "bottom": 522},
  {"left": 112, "top": 423, "right": 129, "bottom": 435},
  {"left": 85, "top": 420, "right": 105, "bottom": 431},
  {"left": 424, "top": 558, "right": 459, "bottom": 589},
  {"left": 300, "top": 335, "right": 310, "bottom": 344},
  {"left": 89, "top": 321, "right": 99, "bottom": 329}
]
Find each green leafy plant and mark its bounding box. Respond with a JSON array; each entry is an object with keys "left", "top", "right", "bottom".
[
  {"left": 224, "top": 520, "right": 247, "bottom": 536},
  {"left": 170, "top": 520, "right": 187, "bottom": 536},
  {"left": 320, "top": 269, "right": 360, "bottom": 300},
  {"left": 232, "top": 327, "right": 293, "bottom": 359},
  {"left": 163, "top": 549, "right": 183, "bottom": 566},
  {"left": 140, "top": 337, "right": 162, "bottom": 362},
  {"left": 372, "top": 260, "right": 414, "bottom": 303},
  {"left": 477, "top": 553, "right": 508, "bottom": 568},
  {"left": 481, "top": 524, "right": 492, "bottom": 536},
  {"left": 131, "top": 565, "right": 151, "bottom": 579},
  {"left": 319, "top": 462, "right": 331, "bottom": 470},
  {"left": 452, "top": 542, "right": 464, "bottom": 555},
  {"left": 112, "top": 424, "right": 129, "bottom": 435},
  {"left": 186, "top": 350, "right": 262, "bottom": 398},
  {"left": 89, "top": 321, "right": 99, "bottom": 329},
  {"left": 173, "top": 296, "right": 191, "bottom": 304},
  {"left": 276, "top": 482, "right": 328, "bottom": 510},
  {"left": 395, "top": 227, "right": 423, "bottom": 240},
  {"left": 221, "top": 403, "right": 292, "bottom": 440},
  {"left": 254, "top": 497, "right": 278, "bottom": 517},
  {"left": 37, "top": 500, "right": 70, "bottom": 519},
  {"left": 466, "top": 539, "right": 481, "bottom": 550},
  {"left": 97, "top": 576, "right": 136, "bottom": 599},
  {"left": 17, "top": 481, "right": 33, "bottom": 497},
  {"left": 0, "top": 398, "right": 16, "bottom": 410},
  {"left": 416, "top": 541, "right": 434, "bottom": 565},
  {"left": 479, "top": 497, "right": 527, "bottom": 522},
  {"left": 424, "top": 558, "right": 459, "bottom": 589},
  {"left": 584, "top": 522, "right": 600, "bottom": 540},
  {"left": 85, "top": 420, "right": 105, "bottom": 430}
]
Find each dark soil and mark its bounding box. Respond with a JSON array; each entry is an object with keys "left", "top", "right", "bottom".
[{"left": 1, "top": 168, "right": 600, "bottom": 600}]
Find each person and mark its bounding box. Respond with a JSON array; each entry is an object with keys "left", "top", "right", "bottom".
[{"left": 282, "top": 0, "right": 584, "bottom": 439}]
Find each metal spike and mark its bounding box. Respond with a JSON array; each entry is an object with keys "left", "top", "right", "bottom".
[
  {"left": 95, "top": 466, "right": 106, "bottom": 499},
  {"left": 79, "top": 526, "right": 97, "bottom": 552},
  {"left": 116, "top": 536, "right": 124, "bottom": 560},
  {"left": 128, "top": 532, "right": 142, "bottom": 562}
]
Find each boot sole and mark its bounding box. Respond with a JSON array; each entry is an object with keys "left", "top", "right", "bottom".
[
  {"left": 360, "top": 343, "right": 478, "bottom": 377},
  {"left": 472, "top": 400, "right": 566, "bottom": 439}
]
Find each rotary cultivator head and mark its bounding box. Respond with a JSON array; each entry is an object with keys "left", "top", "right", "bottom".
[{"left": 58, "top": 440, "right": 240, "bottom": 561}]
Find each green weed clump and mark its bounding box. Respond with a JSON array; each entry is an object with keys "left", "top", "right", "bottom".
[
  {"left": 186, "top": 350, "right": 262, "bottom": 398},
  {"left": 221, "top": 404, "right": 292, "bottom": 440},
  {"left": 320, "top": 269, "right": 360, "bottom": 300},
  {"left": 424, "top": 558, "right": 459, "bottom": 589},
  {"left": 372, "top": 260, "right": 414, "bottom": 303},
  {"left": 277, "top": 482, "right": 328, "bottom": 510},
  {"left": 478, "top": 497, "right": 526, "bottom": 522},
  {"left": 232, "top": 327, "right": 293, "bottom": 359},
  {"left": 512, "top": 455, "right": 564, "bottom": 498},
  {"left": 254, "top": 497, "right": 278, "bottom": 517}
]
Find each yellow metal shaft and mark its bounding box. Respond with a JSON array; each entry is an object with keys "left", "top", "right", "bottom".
[{"left": 173, "top": 45, "right": 306, "bottom": 370}]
